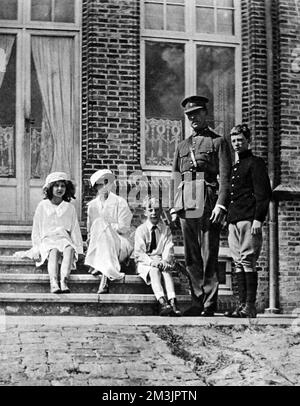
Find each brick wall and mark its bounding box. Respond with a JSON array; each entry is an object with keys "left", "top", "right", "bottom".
[
  {"left": 241, "top": 0, "right": 271, "bottom": 310},
  {"left": 276, "top": 0, "right": 300, "bottom": 312},
  {"left": 81, "top": 0, "right": 300, "bottom": 312},
  {"left": 81, "top": 0, "right": 141, "bottom": 223}
]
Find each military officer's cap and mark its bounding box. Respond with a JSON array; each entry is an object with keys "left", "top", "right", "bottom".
[{"left": 181, "top": 95, "right": 209, "bottom": 114}]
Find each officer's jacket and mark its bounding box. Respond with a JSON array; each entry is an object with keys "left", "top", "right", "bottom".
[
  {"left": 227, "top": 150, "right": 272, "bottom": 224},
  {"left": 171, "top": 127, "right": 231, "bottom": 209}
]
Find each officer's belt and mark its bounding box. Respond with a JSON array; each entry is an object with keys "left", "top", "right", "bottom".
[
  {"left": 181, "top": 171, "right": 204, "bottom": 179},
  {"left": 181, "top": 171, "right": 217, "bottom": 188}
]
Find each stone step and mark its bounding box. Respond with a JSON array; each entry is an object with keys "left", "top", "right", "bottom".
[
  {"left": 0, "top": 224, "right": 87, "bottom": 240},
  {"left": 0, "top": 273, "right": 186, "bottom": 294},
  {"left": 0, "top": 255, "right": 138, "bottom": 275},
  {"left": 0, "top": 292, "right": 192, "bottom": 316}
]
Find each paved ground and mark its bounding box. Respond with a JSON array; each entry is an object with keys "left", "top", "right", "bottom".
[{"left": 0, "top": 315, "right": 300, "bottom": 386}]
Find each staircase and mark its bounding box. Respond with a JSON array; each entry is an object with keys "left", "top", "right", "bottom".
[
  {"left": 0, "top": 225, "right": 194, "bottom": 316},
  {"left": 0, "top": 225, "right": 233, "bottom": 316}
]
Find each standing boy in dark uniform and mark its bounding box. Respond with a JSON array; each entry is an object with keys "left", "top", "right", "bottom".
[
  {"left": 170, "top": 96, "right": 231, "bottom": 316},
  {"left": 226, "top": 124, "right": 272, "bottom": 318}
]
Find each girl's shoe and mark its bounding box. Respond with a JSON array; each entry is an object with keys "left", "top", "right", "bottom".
[
  {"left": 97, "top": 275, "right": 109, "bottom": 294},
  {"left": 60, "top": 280, "right": 71, "bottom": 293},
  {"left": 50, "top": 282, "right": 61, "bottom": 294}
]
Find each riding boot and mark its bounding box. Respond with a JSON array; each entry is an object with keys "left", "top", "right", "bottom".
[
  {"left": 239, "top": 272, "right": 257, "bottom": 318},
  {"left": 225, "top": 271, "right": 246, "bottom": 317}
]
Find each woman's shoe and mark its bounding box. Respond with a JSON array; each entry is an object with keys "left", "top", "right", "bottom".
[
  {"left": 60, "top": 279, "right": 71, "bottom": 293},
  {"left": 97, "top": 275, "right": 109, "bottom": 294}
]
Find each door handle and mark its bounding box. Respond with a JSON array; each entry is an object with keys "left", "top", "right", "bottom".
[{"left": 25, "top": 117, "right": 35, "bottom": 132}]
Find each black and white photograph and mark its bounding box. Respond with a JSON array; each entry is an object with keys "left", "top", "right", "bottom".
[{"left": 0, "top": 0, "right": 300, "bottom": 391}]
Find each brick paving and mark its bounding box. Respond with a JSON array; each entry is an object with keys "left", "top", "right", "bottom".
[
  {"left": 0, "top": 316, "right": 204, "bottom": 386},
  {"left": 0, "top": 315, "right": 297, "bottom": 386}
]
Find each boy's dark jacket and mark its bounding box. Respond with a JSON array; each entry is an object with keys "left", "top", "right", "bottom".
[{"left": 227, "top": 149, "right": 272, "bottom": 224}]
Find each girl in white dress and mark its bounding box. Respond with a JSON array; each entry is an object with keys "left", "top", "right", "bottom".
[
  {"left": 84, "top": 169, "right": 133, "bottom": 293},
  {"left": 30, "top": 172, "right": 83, "bottom": 293}
]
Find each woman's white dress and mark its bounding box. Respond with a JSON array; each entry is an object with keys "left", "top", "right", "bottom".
[
  {"left": 84, "top": 192, "right": 133, "bottom": 280},
  {"left": 17, "top": 200, "right": 83, "bottom": 269}
]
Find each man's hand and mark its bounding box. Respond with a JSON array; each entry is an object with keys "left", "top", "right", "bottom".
[
  {"left": 210, "top": 205, "right": 226, "bottom": 224},
  {"left": 251, "top": 220, "right": 262, "bottom": 235}
]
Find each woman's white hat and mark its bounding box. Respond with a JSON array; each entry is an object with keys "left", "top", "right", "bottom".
[
  {"left": 42, "top": 172, "right": 69, "bottom": 190},
  {"left": 90, "top": 169, "right": 115, "bottom": 187}
]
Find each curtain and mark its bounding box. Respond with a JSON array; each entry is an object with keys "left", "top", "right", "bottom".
[
  {"left": 31, "top": 36, "right": 74, "bottom": 175},
  {"left": 0, "top": 35, "right": 15, "bottom": 89},
  {"left": 213, "top": 69, "right": 235, "bottom": 137}
]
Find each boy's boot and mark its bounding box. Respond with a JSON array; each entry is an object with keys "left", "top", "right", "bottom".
[
  {"left": 239, "top": 272, "right": 257, "bottom": 318},
  {"left": 98, "top": 274, "right": 109, "bottom": 294},
  {"left": 158, "top": 296, "right": 172, "bottom": 316},
  {"left": 169, "top": 298, "right": 181, "bottom": 317},
  {"left": 225, "top": 271, "right": 246, "bottom": 317}
]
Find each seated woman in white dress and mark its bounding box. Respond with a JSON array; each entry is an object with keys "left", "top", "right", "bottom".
[
  {"left": 30, "top": 172, "right": 83, "bottom": 293},
  {"left": 84, "top": 169, "right": 133, "bottom": 293}
]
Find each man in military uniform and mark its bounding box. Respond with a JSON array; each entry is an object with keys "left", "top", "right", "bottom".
[{"left": 170, "top": 96, "right": 231, "bottom": 316}]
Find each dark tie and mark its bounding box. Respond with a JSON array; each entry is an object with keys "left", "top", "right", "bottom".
[{"left": 149, "top": 225, "right": 157, "bottom": 253}]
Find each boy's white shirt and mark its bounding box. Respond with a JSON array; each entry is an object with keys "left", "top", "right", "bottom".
[{"left": 134, "top": 219, "right": 174, "bottom": 266}]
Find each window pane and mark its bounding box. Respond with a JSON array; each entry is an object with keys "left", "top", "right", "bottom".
[
  {"left": 217, "top": 9, "right": 234, "bottom": 35},
  {"left": 196, "top": 7, "right": 214, "bottom": 33},
  {"left": 145, "top": 42, "right": 184, "bottom": 166},
  {"left": 217, "top": 0, "right": 233, "bottom": 7},
  {"left": 31, "top": 0, "right": 51, "bottom": 21},
  {"left": 54, "top": 0, "right": 75, "bottom": 23},
  {"left": 0, "top": 0, "right": 17, "bottom": 20},
  {"left": 168, "top": 0, "right": 184, "bottom": 3},
  {"left": 0, "top": 35, "right": 16, "bottom": 177},
  {"left": 196, "top": 46, "right": 235, "bottom": 137},
  {"left": 196, "top": 0, "right": 214, "bottom": 5},
  {"left": 145, "top": 4, "right": 163, "bottom": 30},
  {"left": 166, "top": 5, "right": 184, "bottom": 31}
]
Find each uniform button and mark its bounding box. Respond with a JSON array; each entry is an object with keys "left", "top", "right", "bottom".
[
  {"left": 232, "top": 176, "right": 235, "bottom": 179},
  {"left": 231, "top": 192, "right": 234, "bottom": 195},
  {"left": 231, "top": 200, "right": 234, "bottom": 203},
  {"left": 231, "top": 184, "right": 234, "bottom": 187},
  {"left": 190, "top": 161, "right": 193, "bottom": 164},
  {"left": 234, "top": 168, "right": 237, "bottom": 171},
  {"left": 190, "top": 169, "right": 193, "bottom": 172}
]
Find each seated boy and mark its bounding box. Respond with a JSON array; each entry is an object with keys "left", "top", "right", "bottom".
[
  {"left": 225, "top": 124, "right": 272, "bottom": 318},
  {"left": 134, "top": 197, "right": 181, "bottom": 316}
]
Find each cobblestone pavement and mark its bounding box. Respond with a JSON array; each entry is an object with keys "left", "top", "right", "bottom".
[{"left": 0, "top": 316, "right": 299, "bottom": 386}]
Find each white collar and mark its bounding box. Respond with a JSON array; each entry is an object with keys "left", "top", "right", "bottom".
[
  {"left": 44, "top": 200, "right": 69, "bottom": 217},
  {"left": 145, "top": 219, "right": 161, "bottom": 233}
]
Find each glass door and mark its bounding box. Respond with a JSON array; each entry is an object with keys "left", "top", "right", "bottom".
[{"left": 0, "top": 0, "right": 81, "bottom": 222}]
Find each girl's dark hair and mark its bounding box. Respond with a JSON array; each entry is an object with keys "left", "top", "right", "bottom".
[
  {"left": 43, "top": 180, "right": 76, "bottom": 202},
  {"left": 230, "top": 124, "right": 251, "bottom": 140}
]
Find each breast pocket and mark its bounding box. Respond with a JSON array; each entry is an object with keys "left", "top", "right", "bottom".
[{"left": 178, "top": 149, "right": 192, "bottom": 172}]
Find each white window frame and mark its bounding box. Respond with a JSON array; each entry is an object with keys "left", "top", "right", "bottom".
[{"left": 141, "top": 0, "right": 242, "bottom": 174}]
